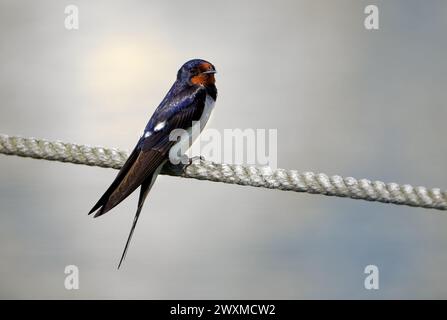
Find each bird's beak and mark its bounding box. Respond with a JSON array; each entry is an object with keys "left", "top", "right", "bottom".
[{"left": 202, "top": 70, "right": 217, "bottom": 74}]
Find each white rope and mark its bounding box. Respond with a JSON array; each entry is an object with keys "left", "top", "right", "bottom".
[{"left": 1, "top": 133, "right": 446, "bottom": 211}]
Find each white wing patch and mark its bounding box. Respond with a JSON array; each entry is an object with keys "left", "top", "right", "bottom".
[
  {"left": 154, "top": 121, "right": 166, "bottom": 132},
  {"left": 144, "top": 131, "right": 151, "bottom": 138}
]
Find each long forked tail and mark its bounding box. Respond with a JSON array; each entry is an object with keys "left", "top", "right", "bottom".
[
  {"left": 117, "top": 163, "right": 163, "bottom": 269},
  {"left": 118, "top": 178, "right": 151, "bottom": 269}
]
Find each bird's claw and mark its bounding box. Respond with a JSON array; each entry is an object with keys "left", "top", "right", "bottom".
[{"left": 189, "top": 155, "right": 205, "bottom": 164}]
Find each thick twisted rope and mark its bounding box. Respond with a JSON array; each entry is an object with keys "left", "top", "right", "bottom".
[{"left": 0, "top": 133, "right": 446, "bottom": 211}]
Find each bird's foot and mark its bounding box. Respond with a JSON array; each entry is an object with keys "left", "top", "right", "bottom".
[{"left": 189, "top": 155, "right": 205, "bottom": 165}]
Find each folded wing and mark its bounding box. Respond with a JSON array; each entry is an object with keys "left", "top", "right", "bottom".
[{"left": 88, "top": 85, "right": 207, "bottom": 218}]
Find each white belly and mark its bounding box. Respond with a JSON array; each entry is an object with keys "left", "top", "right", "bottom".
[
  {"left": 199, "top": 94, "right": 215, "bottom": 132},
  {"left": 169, "top": 94, "right": 215, "bottom": 163}
]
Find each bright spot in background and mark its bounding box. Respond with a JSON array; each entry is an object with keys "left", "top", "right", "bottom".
[
  {"left": 79, "top": 35, "right": 176, "bottom": 142},
  {"left": 82, "top": 35, "right": 175, "bottom": 110}
]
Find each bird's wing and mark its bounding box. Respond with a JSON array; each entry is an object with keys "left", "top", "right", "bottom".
[
  {"left": 92, "top": 149, "right": 166, "bottom": 217},
  {"left": 142, "top": 85, "right": 207, "bottom": 152},
  {"left": 89, "top": 85, "right": 207, "bottom": 218},
  {"left": 88, "top": 142, "right": 142, "bottom": 215}
]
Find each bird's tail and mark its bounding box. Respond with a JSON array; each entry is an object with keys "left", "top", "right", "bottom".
[{"left": 117, "top": 164, "right": 162, "bottom": 269}]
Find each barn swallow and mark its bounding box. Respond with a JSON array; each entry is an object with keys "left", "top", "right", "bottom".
[{"left": 89, "top": 59, "right": 217, "bottom": 268}]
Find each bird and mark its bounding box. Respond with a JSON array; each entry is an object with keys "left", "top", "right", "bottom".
[{"left": 88, "top": 59, "right": 217, "bottom": 268}]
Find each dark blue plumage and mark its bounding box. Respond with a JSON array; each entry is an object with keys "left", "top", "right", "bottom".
[{"left": 88, "top": 59, "right": 217, "bottom": 268}]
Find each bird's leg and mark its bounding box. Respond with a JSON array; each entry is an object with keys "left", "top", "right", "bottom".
[
  {"left": 161, "top": 155, "right": 206, "bottom": 176},
  {"left": 189, "top": 155, "right": 205, "bottom": 164}
]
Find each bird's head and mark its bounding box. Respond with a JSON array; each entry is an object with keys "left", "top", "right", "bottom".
[{"left": 177, "top": 59, "right": 216, "bottom": 87}]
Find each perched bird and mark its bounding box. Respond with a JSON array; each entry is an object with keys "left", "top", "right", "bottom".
[{"left": 89, "top": 59, "right": 217, "bottom": 268}]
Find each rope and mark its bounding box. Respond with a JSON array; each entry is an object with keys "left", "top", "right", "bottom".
[{"left": 1, "top": 133, "right": 446, "bottom": 211}]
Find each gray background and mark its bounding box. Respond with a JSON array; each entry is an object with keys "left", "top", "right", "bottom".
[{"left": 0, "top": 0, "right": 446, "bottom": 299}]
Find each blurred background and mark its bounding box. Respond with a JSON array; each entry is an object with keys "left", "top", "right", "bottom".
[{"left": 0, "top": 0, "right": 446, "bottom": 299}]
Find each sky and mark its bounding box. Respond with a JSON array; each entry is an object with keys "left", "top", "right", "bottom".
[{"left": 0, "top": 0, "right": 446, "bottom": 299}]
